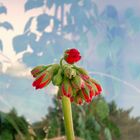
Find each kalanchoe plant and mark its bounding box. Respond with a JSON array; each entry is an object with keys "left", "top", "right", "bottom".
[{"left": 31, "top": 48, "right": 102, "bottom": 140}]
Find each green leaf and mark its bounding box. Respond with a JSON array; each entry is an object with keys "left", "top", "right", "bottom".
[{"left": 104, "top": 128, "right": 112, "bottom": 140}]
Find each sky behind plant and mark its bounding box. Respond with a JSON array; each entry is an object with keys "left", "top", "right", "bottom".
[{"left": 0, "top": 0, "right": 140, "bottom": 122}]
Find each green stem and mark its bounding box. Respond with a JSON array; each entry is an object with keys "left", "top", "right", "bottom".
[
  {"left": 62, "top": 96, "right": 75, "bottom": 140},
  {"left": 60, "top": 57, "right": 64, "bottom": 67}
]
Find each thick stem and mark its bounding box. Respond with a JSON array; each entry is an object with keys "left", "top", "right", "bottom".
[{"left": 62, "top": 96, "right": 75, "bottom": 140}]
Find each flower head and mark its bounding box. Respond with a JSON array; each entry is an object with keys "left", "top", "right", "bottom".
[
  {"left": 31, "top": 48, "right": 102, "bottom": 105},
  {"left": 64, "top": 48, "right": 81, "bottom": 64}
]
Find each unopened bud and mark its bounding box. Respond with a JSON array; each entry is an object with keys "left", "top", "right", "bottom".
[
  {"left": 63, "top": 65, "right": 76, "bottom": 79},
  {"left": 31, "top": 65, "right": 51, "bottom": 78},
  {"left": 52, "top": 68, "right": 63, "bottom": 86},
  {"left": 71, "top": 75, "right": 85, "bottom": 91},
  {"left": 61, "top": 78, "right": 73, "bottom": 97}
]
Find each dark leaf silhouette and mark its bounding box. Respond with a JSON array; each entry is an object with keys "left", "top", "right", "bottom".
[
  {"left": 52, "top": 17, "right": 61, "bottom": 32},
  {"left": 24, "top": 17, "right": 34, "bottom": 32},
  {"left": 101, "top": 5, "right": 118, "bottom": 20},
  {"left": 46, "top": 0, "right": 54, "bottom": 9},
  {"left": 37, "top": 13, "right": 51, "bottom": 32},
  {"left": 0, "top": 22, "right": 13, "bottom": 30},
  {"left": 0, "top": 5, "right": 7, "bottom": 14},
  {"left": 13, "top": 34, "right": 29, "bottom": 53},
  {"left": 24, "top": 0, "right": 44, "bottom": 11}
]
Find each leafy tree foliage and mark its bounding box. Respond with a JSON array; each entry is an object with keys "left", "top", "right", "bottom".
[
  {"left": 33, "top": 97, "right": 140, "bottom": 140},
  {"left": 33, "top": 96, "right": 120, "bottom": 140},
  {"left": 108, "top": 101, "right": 140, "bottom": 140},
  {"left": 0, "top": 108, "right": 30, "bottom": 140},
  {"left": 1, "top": 98, "right": 140, "bottom": 140}
]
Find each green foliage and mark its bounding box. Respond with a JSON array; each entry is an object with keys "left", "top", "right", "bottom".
[
  {"left": 0, "top": 108, "right": 31, "bottom": 140},
  {"left": 1, "top": 97, "right": 140, "bottom": 140},
  {"left": 95, "top": 99, "right": 110, "bottom": 120},
  {"left": 33, "top": 96, "right": 119, "bottom": 140},
  {"left": 108, "top": 101, "right": 140, "bottom": 140},
  {"left": 0, "top": 130, "right": 13, "bottom": 140},
  {"left": 104, "top": 127, "right": 112, "bottom": 140}
]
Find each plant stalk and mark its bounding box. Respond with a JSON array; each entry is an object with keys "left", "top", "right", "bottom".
[{"left": 62, "top": 96, "right": 75, "bottom": 140}]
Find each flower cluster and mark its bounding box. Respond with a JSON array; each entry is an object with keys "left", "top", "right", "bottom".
[{"left": 31, "top": 48, "right": 102, "bottom": 105}]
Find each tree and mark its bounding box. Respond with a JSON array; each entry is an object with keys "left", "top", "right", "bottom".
[
  {"left": 33, "top": 96, "right": 120, "bottom": 140},
  {"left": 0, "top": 108, "right": 31, "bottom": 140},
  {"left": 108, "top": 101, "right": 140, "bottom": 140}
]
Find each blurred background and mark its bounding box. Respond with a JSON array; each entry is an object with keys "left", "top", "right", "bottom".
[{"left": 0, "top": 0, "right": 140, "bottom": 140}]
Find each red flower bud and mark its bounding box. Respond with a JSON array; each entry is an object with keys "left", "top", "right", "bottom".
[
  {"left": 85, "top": 83, "right": 96, "bottom": 100},
  {"left": 75, "top": 95, "right": 83, "bottom": 105},
  {"left": 71, "top": 75, "right": 85, "bottom": 91},
  {"left": 80, "top": 87, "right": 91, "bottom": 103},
  {"left": 32, "top": 71, "right": 51, "bottom": 89},
  {"left": 32, "top": 64, "right": 59, "bottom": 90},
  {"left": 61, "top": 78, "right": 73, "bottom": 97},
  {"left": 80, "top": 74, "right": 90, "bottom": 81},
  {"left": 70, "top": 96, "right": 74, "bottom": 102},
  {"left": 90, "top": 79, "right": 102, "bottom": 96},
  {"left": 64, "top": 48, "right": 81, "bottom": 64}
]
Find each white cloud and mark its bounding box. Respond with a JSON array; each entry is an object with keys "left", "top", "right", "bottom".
[{"left": 0, "top": 47, "right": 33, "bottom": 78}]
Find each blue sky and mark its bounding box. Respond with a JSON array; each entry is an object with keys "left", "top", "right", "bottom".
[{"left": 0, "top": 0, "right": 140, "bottom": 122}]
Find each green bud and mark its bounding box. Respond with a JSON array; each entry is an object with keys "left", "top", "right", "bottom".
[
  {"left": 31, "top": 65, "right": 51, "bottom": 78},
  {"left": 74, "top": 66, "right": 89, "bottom": 75},
  {"left": 57, "top": 88, "right": 62, "bottom": 99},
  {"left": 71, "top": 75, "right": 85, "bottom": 91},
  {"left": 61, "top": 77, "right": 73, "bottom": 97},
  {"left": 72, "top": 88, "right": 78, "bottom": 97},
  {"left": 50, "top": 64, "right": 60, "bottom": 75},
  {"left": 63, "top": 65, "right": 76, "bottom": 79},
  {"left": 74, "top": 94, "right": 83, "bottom": 105},
  {"left": 52, "top": 68, "right": 63, "bottom": 86}
]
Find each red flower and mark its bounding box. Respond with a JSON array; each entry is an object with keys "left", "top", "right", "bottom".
[{"left": 64, "top": 48, "right": 81, "bottom": 64}]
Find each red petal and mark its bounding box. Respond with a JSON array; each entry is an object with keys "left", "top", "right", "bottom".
[
  {"left": 78, "top": 98, "right": 83, "bottom": 105},
  {"left": 70, "top": 97, "right": 74, "bottom": 102},
  {"left": 32, "top": 74, "right": 45, "bottom": 87},
  {"left": 61, "top": 84, "right": 67, "bottom": 96},
  {"left": 65, "top": 48, "right": 81, "bottom": 64},
  {"left": 80, "top": 74, "right": 89, "bottom": 81},
  {"left": 81, "top": 88, "right": 90, "bottom": 103},
  {"left": 95, "top": 83, "right": 102, "bottom": 92},
  {"left": 31, "top": 69, "right": 40, "bottom": 77},
  {"left": 36, "top": 78, "right": 51, "bottom": 89},
  {"left": 90, "top": 90, "right": 95, "bottom": 99}
]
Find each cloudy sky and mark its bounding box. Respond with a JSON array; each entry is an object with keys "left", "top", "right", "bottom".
[{"left": 0, "top": 0, "right": 140, "bottom": 122}]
